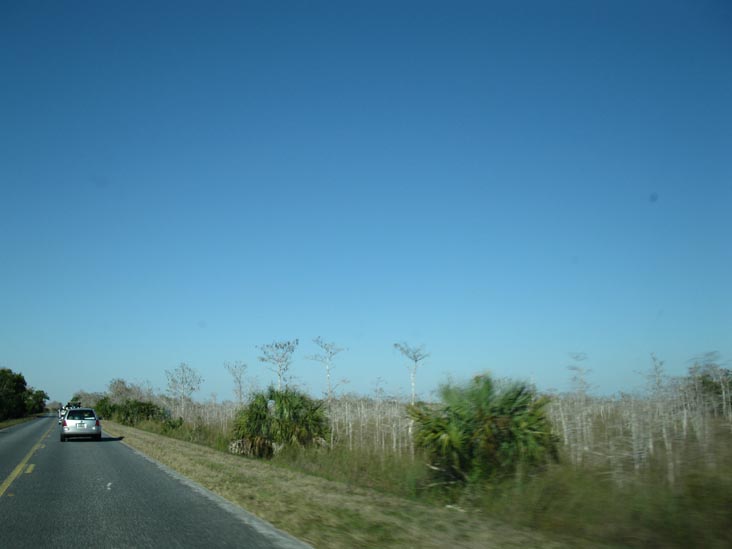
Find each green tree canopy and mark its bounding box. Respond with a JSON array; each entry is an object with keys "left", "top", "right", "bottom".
[
  {"left": 25, "top": 389, "right": 49, "bottom": 414},
  {"left": 0, "top": 368, "right": 48, "bottom": 420},
  {"left": 0, "top": 368, "right": 28, "bottom": 420}
]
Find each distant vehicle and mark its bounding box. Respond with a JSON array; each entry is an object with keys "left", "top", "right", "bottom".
[
  {"left": 58, "top": 401, "right": 81, "bottom": 424},
  {"left": 60, "top": 408, "right": 102, "bottom": 442}
]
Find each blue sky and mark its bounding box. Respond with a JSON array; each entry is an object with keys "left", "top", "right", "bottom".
[{"left": 1, "top": 1, "right": 730, "bottom": 404}]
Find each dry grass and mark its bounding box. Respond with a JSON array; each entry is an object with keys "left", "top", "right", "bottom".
[
  {"left": 103, "top": 421, "right": 601, "bottom": 548},
  {"left": 0, "top": 415, "right": 43, "bottom": 429}
]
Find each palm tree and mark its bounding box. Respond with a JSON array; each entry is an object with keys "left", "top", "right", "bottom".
[
  {"left": 233, "top": 386, "right": 329, "bottom": 458},
  {"left": 408, "top": 374, "right": 558, "bottom": 484}
]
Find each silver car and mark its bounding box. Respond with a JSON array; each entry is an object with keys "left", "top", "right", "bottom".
[{"left": 60, "top": 408, "right": 102, "bottom": 441}]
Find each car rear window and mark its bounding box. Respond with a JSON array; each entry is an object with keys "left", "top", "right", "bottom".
[{"left": 67, "top": 410, "right": 96, "bottom": 420}]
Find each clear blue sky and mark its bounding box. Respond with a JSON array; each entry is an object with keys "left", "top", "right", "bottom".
[{"left": 1, "top": 1, "right": 730, "bottom": 404}]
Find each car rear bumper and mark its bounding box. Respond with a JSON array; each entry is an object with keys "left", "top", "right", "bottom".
[{"left": 62, "top": 426, "right": 101, "bottom": 438}]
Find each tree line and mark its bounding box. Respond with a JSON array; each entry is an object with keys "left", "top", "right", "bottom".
[{"left": 0, "top": 367, "right": 49, "bottom": 421}]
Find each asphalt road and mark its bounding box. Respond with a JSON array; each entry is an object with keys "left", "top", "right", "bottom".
[{"left": 0, "top": 416, "right": 310, "bottom": 548}]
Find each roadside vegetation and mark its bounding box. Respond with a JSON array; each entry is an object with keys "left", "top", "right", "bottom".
[
  {"left": 70, "top": 348, "right": 732, "bottom": 548},
  {"left": 0, "top": 367, "right": 49, "bottom": 423},
  {"left": 102, "top": 420, "right": 574, "bottom": 549},
  {"left": 0, "top": 416, "right": 39, "bottom": 430}
]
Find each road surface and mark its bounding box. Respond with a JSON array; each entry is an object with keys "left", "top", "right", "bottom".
[{"left": 0, "top": 416, "right": 310, "bottom": 548}]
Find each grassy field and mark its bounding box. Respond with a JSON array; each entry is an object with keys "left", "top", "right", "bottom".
[{"left": 102, "top": 421, "right": 603, "bottom": 548}]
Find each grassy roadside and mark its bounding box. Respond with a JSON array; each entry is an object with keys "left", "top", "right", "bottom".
[
  {"left": 102, "top": 421, "right": 603, "bottom": 548},
  {"left": 0, "top": 415, "right": 45, "bottom": 429}
]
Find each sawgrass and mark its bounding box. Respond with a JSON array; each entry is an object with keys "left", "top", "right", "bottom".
[
  {"left": 468, "top": 463, "right": 732, "bottom": 548},
  {"left": 271, "top": 444, "right": 432, "bottom": 501}
]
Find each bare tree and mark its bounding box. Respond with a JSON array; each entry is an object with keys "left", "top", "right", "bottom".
[
  {"left": 224, "top": 361, "right": 248, "bottom": 406},
  {"left": 107, "top": 378, "right": 156, "bottom": 405},
  {"left": 565, "top": 352, "right": 592, "bottom": 466},
  {"left": 70, "top": 390, "right": 106, "bottom": 408},
  {"left": 647, "top": 353, "right": 668, "bottom": 395},
  {"left": 257, "top": 339, "right": 298, "bottom": 391},
  {"left": 165, "top": 362, "right": 203, "bottom": 418},
  {"left": 394, "top": 342, "right": 429, "bottom": 405},
  {"left": 306, "top": 337, "right": 345, "bottom": 404},
  {"left": 689, "top": 351, "right": 730, "bottom": 421}
]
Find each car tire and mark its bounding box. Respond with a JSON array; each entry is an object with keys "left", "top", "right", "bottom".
[
  {"left": 95, "top": 434, "right": 102, "bottom": 441},
  {"left": 60, "top": 434, "right": 65, "bottom": 442}
]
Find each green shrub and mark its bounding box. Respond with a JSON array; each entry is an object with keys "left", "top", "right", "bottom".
[
  {"left": 95, "top": 396, "right": 115, "bottom": 419},
  {"left": 408, "top": 374, "right": 558, "bottom": 486},
  {"left": 232, "top": 386, "right": 329, "bottom": 458},
  {"left": 162, "top": 416, "right": 184, "bottom": 432},
  {"left": 115, "top": 399, "right": 169, "bottom": 426}
]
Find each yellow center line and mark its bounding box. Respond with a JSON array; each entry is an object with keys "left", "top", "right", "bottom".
[
  {"left": 0, "top": 421, "right": 55, "bottom": 497},
  {"left": 25, "top": 464, "right": 35, "bottom": 474}
]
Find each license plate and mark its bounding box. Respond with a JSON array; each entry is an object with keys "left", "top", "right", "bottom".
[{"left": 78, "top": 423, "right": 86, "bottom": 428}]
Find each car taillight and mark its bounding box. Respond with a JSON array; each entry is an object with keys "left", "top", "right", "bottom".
[
  {"left": 62, "top": 419, "right": 67, "bottom": 426},
  {"left": 95, "top": 419, "right": 100, "bottom": 426}
]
